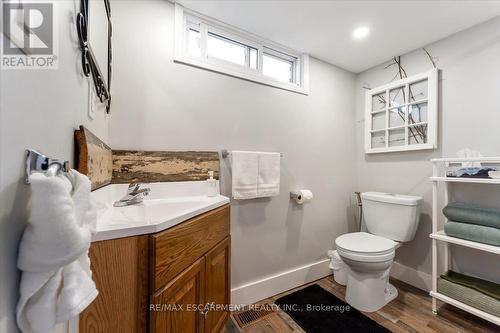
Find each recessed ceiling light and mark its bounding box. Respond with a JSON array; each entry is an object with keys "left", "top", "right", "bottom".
[{"left": 352, "top": 26, "right": 370, "bottom": 40}]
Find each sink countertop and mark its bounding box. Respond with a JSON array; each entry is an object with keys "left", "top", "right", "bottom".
[{"left": 91, "top": 181, "right": 230, "bottom": 241}]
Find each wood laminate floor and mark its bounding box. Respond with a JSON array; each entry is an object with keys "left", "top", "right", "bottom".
[{"left": 224, "top": 276, "right": 500, "bottom": 333}]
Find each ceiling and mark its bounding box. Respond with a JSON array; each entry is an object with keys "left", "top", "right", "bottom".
[{"left": 176, "top": 0, "right": 500, "bottom": 73}]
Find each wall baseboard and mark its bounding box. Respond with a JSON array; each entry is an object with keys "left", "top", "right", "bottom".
[
  {"left": 390, "top": 261, "right": 432, "bottom": 292},
  {"left": 231, "top": 259, "right": 331, "bottom": 305},
  {"left": 231, "top": 259, "right": 431, "bottom": 306}
]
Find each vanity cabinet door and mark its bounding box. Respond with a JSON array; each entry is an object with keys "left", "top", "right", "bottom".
[
  {"left": 204, "top": 237, "right": 231, "bottom": 333},
  {"left": 151, "top": 257, "right": 206, "bottom": 333}
]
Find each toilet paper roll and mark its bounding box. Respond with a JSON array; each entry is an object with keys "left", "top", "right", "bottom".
[{"left": 291, "top": 189, "right": 313, "bottom": 204}]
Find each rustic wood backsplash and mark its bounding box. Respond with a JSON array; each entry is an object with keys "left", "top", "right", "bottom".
[
  {"left": 112, "top": 150, "right": 220, "bottom": 184},
  {"left": 75, "top": 126, "right": 220, "bottom": 189},
  {"left": 75, "top": 126, "right": 113, "bottom": 190}
]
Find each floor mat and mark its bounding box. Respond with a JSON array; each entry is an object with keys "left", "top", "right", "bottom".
[{"left": 275, "top": 284, "right": 391, "bottom": 333}]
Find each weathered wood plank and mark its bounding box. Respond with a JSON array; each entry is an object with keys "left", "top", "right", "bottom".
[
  {"left": 74, "top": 126, "right": 113, "bottom": 190},
  {"left": 112, "top": 150, "right": 220, "bottom": 183}
]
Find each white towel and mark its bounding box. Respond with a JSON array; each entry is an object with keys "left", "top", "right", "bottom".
[
  {"left": 257, "top": 152, "right": 280, "bottom": 197},
  {"left": 231, "top": 151, "right": 280, "bottom": 199},
  {"left": 457, "top": 148, "right": 483, "bottom": 168},
  {"left": 17, "top": 170, "right": 98, "bottom": 333}
]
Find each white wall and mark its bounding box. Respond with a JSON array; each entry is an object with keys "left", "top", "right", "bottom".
[
  {"left": 355, "top": 16, "right": 500, "bottom": 289},
  {"left": 109, "top": 0, "right": 357, "bottom": 295},
  {"left": 0, "top": 1, "right": 109, "bottom": 332}
]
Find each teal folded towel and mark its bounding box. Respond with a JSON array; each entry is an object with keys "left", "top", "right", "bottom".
[
  {"left": 443, "top": 202, "right": 500, "bottom": 229},
  {"left": 444, "top": 221, "right": 500, "bottom": 246}
]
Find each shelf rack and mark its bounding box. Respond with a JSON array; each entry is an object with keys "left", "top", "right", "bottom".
[
  {"left": 430, "top": 157, "right": 500, "bottom": 326},
  {"left": 430, "top": 177, "right": 500, "bottom": 185}
]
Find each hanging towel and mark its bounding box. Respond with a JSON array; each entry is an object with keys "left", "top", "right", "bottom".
[
  {"left": 257, "top": 152, "right": 280, "bottom": 198},
  {"left": 231, "top": 151, "right": 280, "bottom": 199},
  {"left": 443, "top": 202, "right": 500, "bottom": 229},
  {"left": 231, "top": 151, "right": 259, "bottom": 199},
  {"left": 17, "top": 170, "right": 98, "bottom": 333}
]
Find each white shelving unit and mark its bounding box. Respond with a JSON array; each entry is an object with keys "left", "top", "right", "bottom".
[
  {"left": 430, "top": 177, "right": 500, "bottom": 185},
  {"left": 430, "top": 231, "right": 500, "bottom": 255},
  {"left": 430, "top": 157, "right": 500, "bottom": 326}
]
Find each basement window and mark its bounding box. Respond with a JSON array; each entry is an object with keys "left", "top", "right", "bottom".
[
  {"left": 174, "top": 4, "right": 309, "bottom": 94},
  {"left": 206, "top": 32, "right": 257, "bottom": 68},
  {"left": 263, "top": 48, "right": 296, "bottom": 83}
]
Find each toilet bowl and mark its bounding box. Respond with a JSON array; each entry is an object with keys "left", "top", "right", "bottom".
[
  {"left": 335, "top": 192, "right": 422, "bottom": 312},
  {"left": 336, "top": 232, "right": 397, "bottom": 312}
]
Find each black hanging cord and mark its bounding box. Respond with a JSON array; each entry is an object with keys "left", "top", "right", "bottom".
[
  {"left": 76, "top": 0, "right": 112, "bottom": 114},
  {"left": 105, "top": 0, "right": 112, "bottom": 113}
]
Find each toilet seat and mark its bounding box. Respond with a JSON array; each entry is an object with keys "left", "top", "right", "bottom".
[{"left": 335, "top": 232, "right": 396, "bottom": 262}]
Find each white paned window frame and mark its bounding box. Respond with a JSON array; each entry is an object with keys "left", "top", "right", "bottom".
[
  {"left": 174, "top": 4, "right": 310, "bottom": 95},
  {"left": 364, "top": 69, "right": 439, "bottom": 154}
]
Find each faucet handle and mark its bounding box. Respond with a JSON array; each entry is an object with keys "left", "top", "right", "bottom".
[
  {"left": 114, "top": 183, "right": 151, "bottom": 207},
  {"left": 128, "top": 182, "right": 140, "bottom": 192},
  {"left": 129, "top": 182, "right": 145, "bottom": 189},
  {"left": 128, "top": 182, "right": 151, "bottom": 195}
]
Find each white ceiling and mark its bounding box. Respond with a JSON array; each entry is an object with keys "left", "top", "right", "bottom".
[{"left": 176, "top": 0, "right": 500, "bottom": 73}]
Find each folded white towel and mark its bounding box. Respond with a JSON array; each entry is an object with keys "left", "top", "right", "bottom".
[
  {"left": 17, "top": 170, "right": 98, "bottom": 333},
  {"left": 257, "top": 152, "right": 280, "bottom": 198},
  {"left": 231, "top": 151, "right": 259, "bottom": 199},
  {"left": 231, "top": 151, "right": 280, "bottom": 199}
]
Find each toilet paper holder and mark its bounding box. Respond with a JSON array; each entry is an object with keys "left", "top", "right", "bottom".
[{"left": 290, "top": 190, "right": 313, "bottom": 204}]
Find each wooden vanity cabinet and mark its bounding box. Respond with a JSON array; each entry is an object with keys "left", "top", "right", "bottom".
[
  {"left": 151, "top": 257, "right": 206, "bottom": 333},
  {"left": 150, "top": 237, "right": 230, "bottom": 333},
  {"left": 80, "top": 205, "right": 230, "bottom": 333},
  {"left": 204, "top": 238, "right": 231, "bottom": 333}
]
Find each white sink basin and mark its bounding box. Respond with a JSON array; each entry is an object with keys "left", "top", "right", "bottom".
[{"left": 91, "top": 181, "right": 230, "bottom": 241}]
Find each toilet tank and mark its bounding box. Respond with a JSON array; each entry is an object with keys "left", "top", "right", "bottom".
[{"left": 361, "top": 192, "right": 422, "bottom": 242}]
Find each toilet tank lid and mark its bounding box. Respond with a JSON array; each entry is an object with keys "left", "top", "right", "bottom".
[{"left": 361, "top": 192, "right": 422, "bottom": 206}]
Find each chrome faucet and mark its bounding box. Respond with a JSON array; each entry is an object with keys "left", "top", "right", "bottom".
[{"left": 113, "top": 183, "right": 151, "bottom": 207}]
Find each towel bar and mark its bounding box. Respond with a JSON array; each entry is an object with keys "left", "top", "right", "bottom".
[
  {"left": 25, "top": 149, "right": 70, "bottom": 184},
  {"left": 221, "top": 149, "right": 283, "bottom": 159}
]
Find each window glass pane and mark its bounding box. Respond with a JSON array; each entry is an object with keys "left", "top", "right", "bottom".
[
  {"left": 389, "top": 86, "right": 407, "bottom": 108},
  {"left": 207, "top": 33, "right": 246, "bottom": 66},
  {"left": 409, "top": 80, "right": 428, "bottom": 102},
  {"left": 263, "top": 53, "right": 293, "bottom": 83},
  {"left": 372, "top": 93, "right": 386, "bottom": 111},
  {"left": 408, "top": 124, "right": 427, "bottom": 144},
  {"left": 389, "top": 128, "right": 405, "bottom": 147},
  {"left": 249, "top": 48, "right": 258, "bottom": 69},
  {"left": 372, "top": 111, "right": 385, "bottom": 131},
  {"left": 389, "top": 106, "right": 406, "bottom": 127},
  {"left": 409, "top": 102, "right": 427, "bottom": 124},
  {"left": 187, "top": 27, "right": 201, "bottom": 57},
  {"left": 371, "top": 131, "right": 386, "bottom": 149}
]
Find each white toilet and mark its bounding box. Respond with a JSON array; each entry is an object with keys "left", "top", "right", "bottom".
[{"left": 335, "top": 192, "right": 422, "bottom": 312}]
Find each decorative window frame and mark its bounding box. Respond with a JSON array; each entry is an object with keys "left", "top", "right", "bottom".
[
  {"left": 173, "top": 4, "right": 309, "bottom": 95},
  {"left": 364, "top": 69, "right": 439, "bottom": 154}
]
